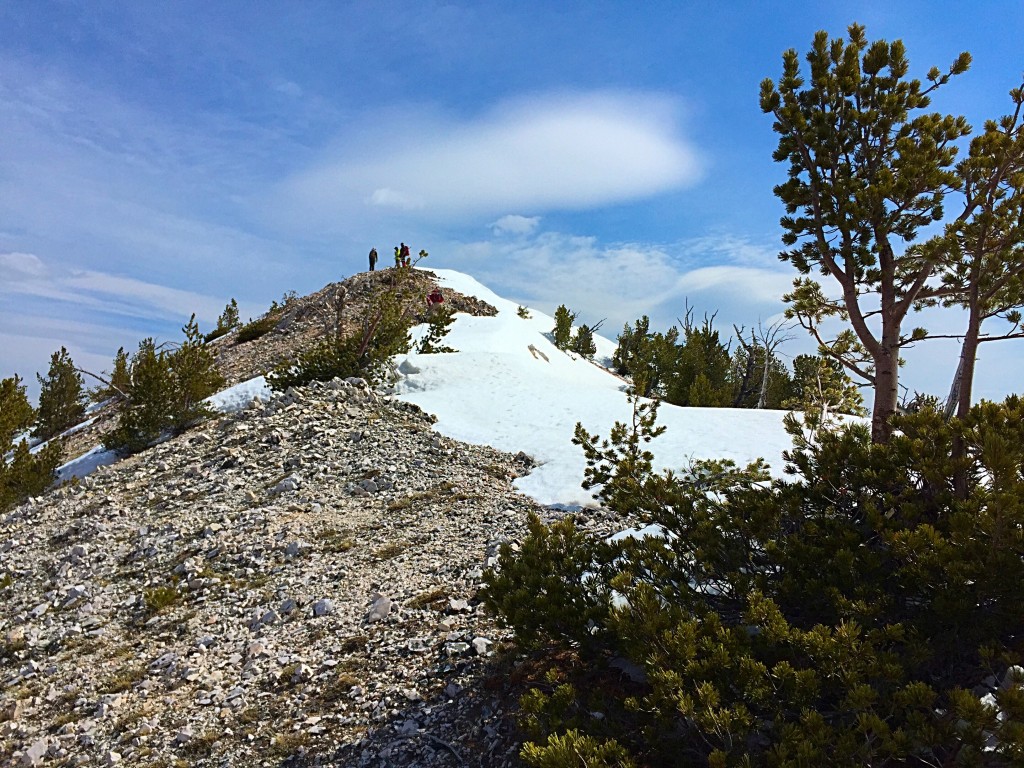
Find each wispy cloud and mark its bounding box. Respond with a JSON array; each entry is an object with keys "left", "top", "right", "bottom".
[
  {"left": 0, "top": 252, "right": 250, "bottom": 325},
  {"left": 281, "top": 91, "right": 703, "bottom": 226},
  {"left": 440, "top": 230, "right": 795, "bottom": 338},
  {"left": 0, "top": 251, "right": 268, "bottom": 399}
]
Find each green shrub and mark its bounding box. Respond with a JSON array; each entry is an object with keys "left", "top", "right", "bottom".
[
  {"left": 484, "top": 513, "right": 614, "bottom": 652},
  {"left": 417, "top": 306, "right": 457, "bottom": 354},
  {"left": 521, "top": 730, "right": 635, "bottom": 768},
  {"left": 143, "top": 585, "right": 178, "bottom": 616},
  {"left": 236, "top": 315, "right": 277, "bottom": 344},
  {"left": 484, "top": 394, "right": 1024, "bottom": 765},
  {"left": 203, "top": 325, "right": 230, "bottom": 343}
]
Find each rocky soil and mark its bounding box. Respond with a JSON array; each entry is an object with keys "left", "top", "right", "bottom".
[{"left": 1, "top": 372, "right": 623, "bottom": 767}]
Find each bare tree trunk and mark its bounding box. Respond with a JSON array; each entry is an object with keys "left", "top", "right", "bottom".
[
  {"left": 951, "top": 313, "right": 982, "bottom": 499},
  {"left": 75, "top": 367, "right": 129, "bottom": 401},
  {"left": 731, "top": 326, "right": 756, "bottom": 407},
  {"left": 754, "top": 319, "right": 793, "bottom": 409},
  {"left": 757, "top": 358, "right": 771, "bottom": 409},
  {"left": 943, "top": 353, "right": 964, "bottom": 420},
  {"left": 872, "top": 344, "right": 900, "bottom": 444}
]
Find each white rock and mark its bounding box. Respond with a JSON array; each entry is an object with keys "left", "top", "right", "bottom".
[
  {"left": 312, "top": 598, "right": 335, "bottom": 617},
  {"left": 21, "top": 739, "right": 48, "bottom": 767},
  {"left": 366, "top": 596, "right": 392, "bottom": 623}
]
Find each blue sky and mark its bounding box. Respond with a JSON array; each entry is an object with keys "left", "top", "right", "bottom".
[{"left": 2, "top": 1, "right": 1022, "bottom": 403}]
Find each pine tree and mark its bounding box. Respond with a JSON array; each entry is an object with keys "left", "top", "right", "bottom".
[
  {"left": 927, "top": 85, "right": 1024, "bottom": 421},
  {"left": 784, "top": 354, "right": 865, "bottom": 434},
  {"left": 666, "top": 312, "right": 732, "bottom": 406},
  {"left": 1, "top": 374, "right": 61, "bottom": 512},
  {"left": 168, "top": 314, "right": 223, "bottom": 430},
  {"left": 552, "top": 305, "right": 577, "bottom": 350},
  {"left": 569, "top": 324, "right": 596, "bottom": 359},
  {"left": 687, "top": 371, "right": 729, "bottom": 406},
  {"left": 33, "top": 347, "right": 85, "bottom": 441},
  {"left": 105, "top": 316, "right": 224, "bottom": 454},
  {"left": 206, "top": 298, "right": 241, "bottom": 342},
  {"left": 90, "top": 347, "right": 131, "bottom": 402},
  {"left": 109, "top": 346, "right": 131, "bottom": 397},
  {"left": 220, "top": 298, "right": 240, "bottom": 331},
  {"left": 0, "top": 375, "right": 34, "bottom": 447},
  {"left": 762, "top": 25, "right": 954, "bottom": 440},
  {"left": 105, "top": 339, "right": 173, "bottom": 454}
]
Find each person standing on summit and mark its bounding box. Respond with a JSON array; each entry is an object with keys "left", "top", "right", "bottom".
[{"left": 368, "top": 247, "right": 378, "bottom": 271}]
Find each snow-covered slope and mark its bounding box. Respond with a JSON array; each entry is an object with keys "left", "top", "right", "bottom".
[{"left": 392, "top": 268, "right": 796, "bottom": 507}]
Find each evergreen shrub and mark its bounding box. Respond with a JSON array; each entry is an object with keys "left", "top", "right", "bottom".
[
  {"left": 417, "top": 306, "right": 457, "bottom": 354},
  {"left": 483, "top": 394, "right": 1024, "bottom": 766},
  {"left": 236, "top": 315, "right": 277, "bottom": 344}
]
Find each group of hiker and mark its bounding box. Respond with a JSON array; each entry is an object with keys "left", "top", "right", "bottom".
[
  {"left": 366, "top": 243, "right": 445, "bottom": 310},
  {"left": 366, "top": 243, "right": 414, "bottom": 272}
]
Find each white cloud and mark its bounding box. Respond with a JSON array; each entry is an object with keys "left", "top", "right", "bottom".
[
  {"left": 0, "top": 251, "right": 46, "bottom": 279},
  {"left": 283, "top": 90, "right": 703, "bottom": 224},
  {"left": 491, "top": 215, "right": 541, "bottom": 236}
]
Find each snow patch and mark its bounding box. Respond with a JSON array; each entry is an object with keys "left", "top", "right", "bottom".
[
  {"left": 205, "top": 375, "right": 272, "bottom": 414},
  {"left": 393, "top": 268, "right": 796, "bottom": 507},
  {"left": 56, "top": 445, "right": 119, "bottom": 484}
]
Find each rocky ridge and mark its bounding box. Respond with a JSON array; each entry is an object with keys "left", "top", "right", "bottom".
[
  {"left": 59, "top": 267, "right": 498, "bottom": 463},
  {"left": 1, "top": 372, "right": 622, "bottom": 767}
]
